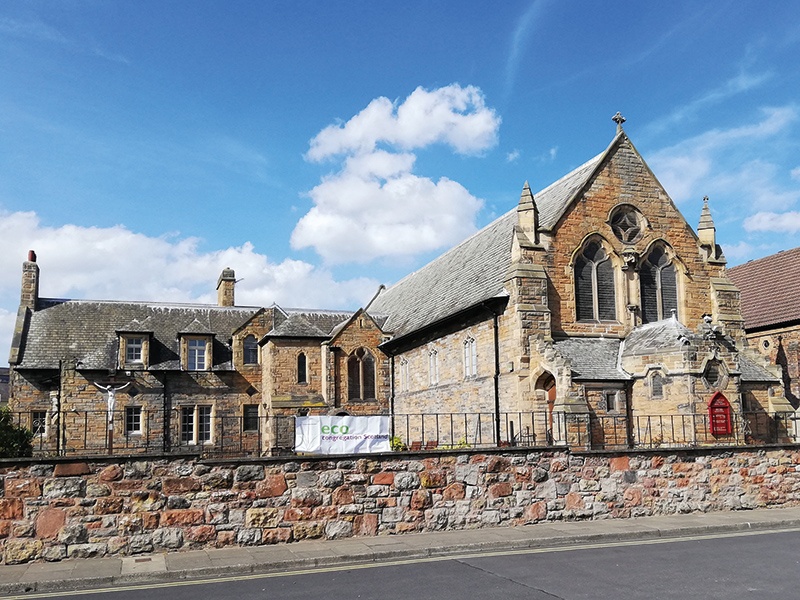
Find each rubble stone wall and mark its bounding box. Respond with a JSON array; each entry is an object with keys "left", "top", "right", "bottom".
[{"left": 2, "top": 446, "right": 800, "bottom": 565}]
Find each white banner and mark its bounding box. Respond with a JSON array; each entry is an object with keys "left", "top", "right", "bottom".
[{"left": 295, "top": 416, "right": 391, "bottom": 454}]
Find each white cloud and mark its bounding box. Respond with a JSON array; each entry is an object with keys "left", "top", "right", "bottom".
[
  {"left": 743, "top": 211, "right": 800, "bottom": 234},
  {"left": 295, "top": 84, "right": 499, "bottom": 264},
  {"left": 791, "top": 166, "right": 800, "bottom": 181},
  {"left": 506, "top": 150, "right": 520, "bottom": 163},
  {"left": 649, "top": 106, "right": 798, "bottom": 204},
  {"left": 0, "top": 210, "right": 379, "bottom": 361},
  {"left": 306, "top": 85, "right": 500, "bottom": 160},
  {"left": 720, "top": 240, "right": 755, "bottom": 262}
]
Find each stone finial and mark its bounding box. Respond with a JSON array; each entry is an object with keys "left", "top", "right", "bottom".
[
  {"left": 612, "top": 112, "right": 626, "bottom": 133},
  {"left": 698, "top": 196, "right": 716, "bottom": 260},
  {"left": 517, "top": 181, "right": 539, "bottom": 243}
]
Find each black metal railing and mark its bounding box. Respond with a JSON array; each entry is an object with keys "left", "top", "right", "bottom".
[{"left": 5, "top": 409, "right": 797, "bottom": 458}]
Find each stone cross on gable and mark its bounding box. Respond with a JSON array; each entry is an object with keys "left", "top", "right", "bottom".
[{"left": 612, "top": 112, "right": 626, "bottom": 131}]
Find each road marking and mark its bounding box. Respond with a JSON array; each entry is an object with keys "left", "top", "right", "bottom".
[{"left": 8, "top": 527, "right": 800, "bottom": 599}]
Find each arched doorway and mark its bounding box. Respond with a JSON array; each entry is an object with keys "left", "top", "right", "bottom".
[{"left": 534, "top": 372, "right": 556, "bottom": 444}]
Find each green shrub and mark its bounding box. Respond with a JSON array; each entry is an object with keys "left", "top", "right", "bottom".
[{"left": 0, "top": 407, "right": 34, "bottom": 458}]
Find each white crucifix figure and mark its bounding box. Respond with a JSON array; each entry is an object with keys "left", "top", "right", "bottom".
[{"left": 93, "top": 382, "right": 130, "bottom": 427}]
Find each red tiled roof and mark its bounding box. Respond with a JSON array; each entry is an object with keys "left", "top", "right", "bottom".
[{"left": 727, "top": 247, "right": 800, "bottom": 330}]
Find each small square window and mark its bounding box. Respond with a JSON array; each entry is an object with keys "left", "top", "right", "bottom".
[
  {"left": 126, "top": 338, "right": 143, "bottom": 363},
  {"left": 243, "top": 404, "right": 259, "bottom": 432},
  {"left": 125, "top": 406, "right": 142, "bottom": 435}
]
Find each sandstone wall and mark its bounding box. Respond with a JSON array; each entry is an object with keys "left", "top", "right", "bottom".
[{"left": 2, "top": 446, "right": 800, "bottom": 565}]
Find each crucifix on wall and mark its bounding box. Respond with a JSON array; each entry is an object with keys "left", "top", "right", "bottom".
[{"left": 93, "top": 381, "right": 130, "bottom": 454}]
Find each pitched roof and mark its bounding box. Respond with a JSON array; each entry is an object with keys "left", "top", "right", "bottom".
[
  {"left": 738, "top": 353, "right": 779, "bottom": 382},
  {"left": 16, "top": 299, "right": 262, "bottom": 371},
  {"left": 369, "top": 145, "right": 610, "bottom": 339},
  {"left": 553, "top": 338, "right": 630, "bottom": 381},
  {"left": 621, "top": 317, "right": 693, "bottom": 356},
  {"left": 727, "top": 247, "right": 800, "bottom": 330}
]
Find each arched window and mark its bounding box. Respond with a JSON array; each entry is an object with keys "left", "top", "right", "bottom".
[
  {"left": 243, "top": 335, "right": 258, "bottom": 365},
  {"left": 463, "top": 337, "right": 477, "bottom": 378},
  {"left": 640, "top": 245, "right": 677, "bottom": 323},
  {"left": 347, "top": 347, "right": 375, "bottom": 400},
  {"left": 297, "top": 352, "right": 307, "bottom": 384},
  {"left": 428, "top": 349, "right": 439, "bottom": 386},
  {"left": 575, "top": 241, "right": 616, "bottom": 321},
  {"left": 651, "top": 372, "right": 664, "bottom": 399}
]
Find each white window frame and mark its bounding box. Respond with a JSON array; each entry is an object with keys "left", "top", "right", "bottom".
[
  {"left": 125, "top": 406, "right": 143, "bottom": 435},
  {"left": 31, "top": 410, "right": 48, "bottom": 437},
  {"left": 428, "top": 349, "right": 439, "bottom": 386},
  {"left": 463, "top": 337, "right": 477, "bottom": 378},
  {"left": 180, "top": 404, "right": 213, "bottom": 444},
  {"left": 187, "top": 338, "right": 207, "bottom": 371}
]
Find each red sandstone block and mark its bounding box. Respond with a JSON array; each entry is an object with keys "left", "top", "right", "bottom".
[
  {"left": 0, "top": 520, "right": 11, "bottom": 538},
  {"left": 420, "top": 470, "right": 446, "bottom": 488},
  {"left": 99, "top": 465, "right": 123, "bottom": 482},
  {"left": 312, "top": 506, "right": 338, "bottom": 520},
  {"left": 95, "top": 497, "right": 125, "bottom": 515},
  {"left": 486, "top": 456, "right": 511, "bottom": 473},
  {"left": 524, "top": 502, "right": 547, "bottom": 522},
  {"left": 371, "top": 472, "right": 394, "bottom": 485},
  {"left": 609, "top": 456, "right": 630, "bottom": 472},
  {"left": 54, "top": 462, "right": 91, "bottom": 477},
  {"left": 112, "top": 480, "right": 146, "bottom": 492},
  {"left": 187, "top": 525, "right": 216, "bottom": 543},
  {"left": 162, "top": 477, "right": 201, "bottom": 495},
  {"left": 331, "top": 486, "right": 354, "bottom": 505},
  {"left": 355, "top": 513, "right": 378, "bottom": 536},
  {"left": 263, "top": 527, "right": 293, "bottom": 544},
  {"left": 35, "top": 508, "right": 66, "bottom": 539},
  {"left": 376, "top": 497, "right": 396, "bottom": 508},
  {"left": 410, "top": 489, "right": 431, "bottom": 510},
  {"left": 442, "top": 482, "right": 466, "bottom": 500},
  {"left": 488, "top": 482, "right": 513, "bottom": 499},
  {"left": 161, "top": 509, "right": 205, "bottom": 526},
  {"left": 4, "top": 478, "right": 41, "bottom": 498},
  {"left": 0, "top": 499, "right": 23, "bottom": 520},
  {"left": 255, "top": 475, "right": 287, "bottom": 498},
  {"left": 142, "top": 512, "right": 161, "bottom": 530},
  {"left": 283, "top": 508, "right": 312, "bottom": 521},
  {"left": 565, "top": 492, "right": 585, "bottom": 510}
]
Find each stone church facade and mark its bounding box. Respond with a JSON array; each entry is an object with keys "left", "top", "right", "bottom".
[{"left": 7, "top": 118, "right": 793, "bottom": 455}]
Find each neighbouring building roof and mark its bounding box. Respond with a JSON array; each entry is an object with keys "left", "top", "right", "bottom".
[
  {"left": 15, "top": 299, "right": 262, "bottom": 371},
  {"left": 727, "top": 247, "right": 800, "bottom": 330},
  {"left": 370, "top": 148, "right": 608, "bottom": 339},
  {"left": 267, "top": 308, "right": 353, "bottom": 338},
  {"left": 553, "top": 338, "right": 630, "bottom": 381},
  {"left": 738, "top": 353, "right": 780, "bottom": 382}
]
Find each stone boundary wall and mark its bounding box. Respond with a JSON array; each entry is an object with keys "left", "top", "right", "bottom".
[{"left": 1, "top": 446, "right": 800, "bottom": 565}]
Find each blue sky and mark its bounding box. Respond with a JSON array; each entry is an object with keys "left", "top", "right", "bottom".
[{"left": 2, "top": 1, "right": 800, "bottom": 361}]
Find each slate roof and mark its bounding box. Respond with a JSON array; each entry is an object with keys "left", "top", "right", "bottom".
[
  {"left": 727, "top": 247, "right": 800, "bottom": 330},
  {"left": 369, "top": 146, "right": 609, "bottom": 339},
  {"left": 265, "top": 308, "right": 353, "bottom": 338},
  {"left": 621, "top": 317, "right": 693, "bottom": 356},
  {"left": 738, "top": 353, "right": 779, "bottom": 382},
  {"left": 553, "top": 338, "right": 630, "bottom": 381},
  {"left": 16, "top": 299, "right": 262, "bottom": 371}
]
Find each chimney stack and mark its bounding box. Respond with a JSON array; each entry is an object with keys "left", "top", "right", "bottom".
[
  {"left": 20, "top": 250, "right": 40, "bottom": 310},
  {"left": 217, "top": 267, "right": 236, "bottom": 307}
]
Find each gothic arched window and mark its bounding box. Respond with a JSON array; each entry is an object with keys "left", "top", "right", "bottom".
[
  {"left": 243, "top": 335, "right": 258, "bottom": 365},
  {"left": 347, "top": 347, "right": 376, "bottom": 400},
  {"left": 575, "top": 241, "right": 616, "bottom": 321},
  {"left": 640, "top": 245, "right": 677, "bottom": 323}
]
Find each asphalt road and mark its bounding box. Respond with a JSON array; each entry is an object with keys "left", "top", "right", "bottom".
[{"left": 18, "top": 529, "right": 800, "bottom": 600}]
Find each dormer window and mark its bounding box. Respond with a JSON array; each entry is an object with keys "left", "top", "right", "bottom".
[
  {"left": 118, "top": 333, "right": 151, "bottom": 369},
  {"left": 126, "top": 338, "right": 143, "bottom": 363},
  {"left": 181, "top": 336, "right": 213, "bottom": 371}
]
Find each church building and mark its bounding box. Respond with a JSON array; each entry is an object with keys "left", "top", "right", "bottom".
[{"left": 8, "top": 116, "right": 792, "bottom": 455}]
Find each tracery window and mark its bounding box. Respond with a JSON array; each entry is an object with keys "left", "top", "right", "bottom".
[
  {"left": 575, "top": 241, "right": 616, "bottom": 321},
  {"left": 640, "top": 245, "right": 677, "bottom": 323},
  {"left": 347, "top": 347, "right": 375, "bottom": 400},
  {"left": 610, "top": 205, "right": 643, "bottom": 244}
]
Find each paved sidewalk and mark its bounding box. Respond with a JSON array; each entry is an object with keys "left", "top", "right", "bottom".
[{"left": 3, "top": 506, "right": 800, "bottom": 596}]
